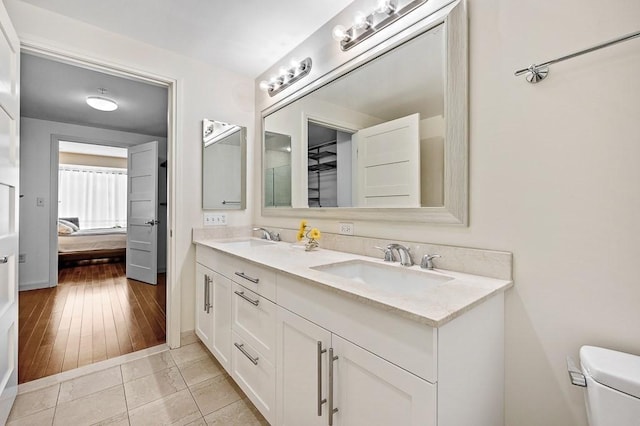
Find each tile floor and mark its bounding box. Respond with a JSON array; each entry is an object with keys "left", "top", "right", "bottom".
[{"left": 7, "top": 337, "right": 268, "bottom": 425}]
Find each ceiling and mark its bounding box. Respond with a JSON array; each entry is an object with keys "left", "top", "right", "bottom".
[
  {"left": 18, "top": 0, "right": 353, "bottom": 78},
  {"left": 21, "top": 53, "right": 169, "bottom": 137},
  {"left": 18, "top": 0, "right": 354, "bottom": 138}
]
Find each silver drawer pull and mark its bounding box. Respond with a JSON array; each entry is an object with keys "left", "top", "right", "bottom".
[
  {"left": 234, "top": 342, "right": 259, "bottom": 365},
  {"left": 235, "top": 271, "right": 259, "bottom": 284},
  {"left": 0, "top": 256, "right": 8, "bottom": 264},
  {"left": 234, "top": 290, "right": 259, "bottom": 306}
]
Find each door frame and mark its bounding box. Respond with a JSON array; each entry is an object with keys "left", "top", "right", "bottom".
[{"left": 21, "top": 41, "right": 181, "bottom": 349}]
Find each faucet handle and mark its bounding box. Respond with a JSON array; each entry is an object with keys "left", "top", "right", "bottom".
[
  {"left": 421, "top": 254, "right": 441, "bottom": 270},
  {"left": 374, "top": 246, "right": 396, "bottom": 262}
]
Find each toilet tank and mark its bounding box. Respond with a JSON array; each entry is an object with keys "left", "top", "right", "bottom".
[{"left": 580, "top": 346, "right": 640, "bottom": 426}]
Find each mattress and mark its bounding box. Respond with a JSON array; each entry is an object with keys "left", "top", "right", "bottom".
[{"left": 58, "top": 228, "right": 127, "bottom": 253}]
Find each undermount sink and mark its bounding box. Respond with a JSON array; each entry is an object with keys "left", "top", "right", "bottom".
[
  {"left": 219, "top": 239, "right": 276, "bottom": 249},
  {"left": 311, "top": 259, "right": 454, "bottom": 294}
]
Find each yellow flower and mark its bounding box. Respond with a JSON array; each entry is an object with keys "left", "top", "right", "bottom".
[
  {"left": 299, "top": 220, "right": 308, "bottom": 233},
  {"left": 309, "top": 228, "right": 321, "bottom": 240},
  {"left": 296, "top": 229, "right": 305, "bottom": 241}
]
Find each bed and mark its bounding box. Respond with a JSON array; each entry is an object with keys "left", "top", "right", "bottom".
[{"left": 58, "top": 217, "right": 127, "bottom": 264}]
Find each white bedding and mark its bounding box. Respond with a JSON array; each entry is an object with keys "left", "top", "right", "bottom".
[{"left": 58, "top": 228, "right": 127, "bottom": 253}]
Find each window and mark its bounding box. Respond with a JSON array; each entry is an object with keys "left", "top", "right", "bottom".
[{"left": 58, "top": 165, "right": 127, "bottom": 229}]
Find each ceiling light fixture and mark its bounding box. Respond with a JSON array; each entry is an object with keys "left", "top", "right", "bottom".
[
  {"left": 86, "top": 88, "right": 118, "bottom": 112},
  {"left": 332, "top": 0, "right": 427, "bottom": 51},
  {"left": 259, "top": 57, "right": 313, "bottom": 97}
]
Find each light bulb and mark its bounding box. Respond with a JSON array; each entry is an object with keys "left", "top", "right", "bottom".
[
  {"left": 259, "top": 80, "right": 271, "bottom": 91},
  {"left": 279, "top": 67, "right": 293, "bottom": 79},
  {"left": 332, "top": 25, "right": 349, "bottom": 42},
  {"left": 376, "top": 0, "right": 395, "bottom": 14},
  {"left": 353, "top": 12, "right": 370, "bottom": 30}
]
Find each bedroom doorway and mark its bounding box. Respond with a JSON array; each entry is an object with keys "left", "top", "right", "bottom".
[{"left": 17, "top": 50, "right": 176, "bottom": 383}]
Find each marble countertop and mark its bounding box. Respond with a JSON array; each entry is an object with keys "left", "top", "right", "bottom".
[{"left": 193, "top": 237, "right": 513, "bottom": 327}]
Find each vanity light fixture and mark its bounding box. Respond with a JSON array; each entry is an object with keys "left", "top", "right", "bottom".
[
  {"left": 259, "top": 57, "right": 313, "bottom": 97},
  {"left": 332, "top": 0, "right": 427, "bottom": 51},
  {"left": 86, "top": 88, "right": 118, "bottom": 112}
]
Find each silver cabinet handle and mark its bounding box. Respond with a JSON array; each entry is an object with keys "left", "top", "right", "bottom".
[
  {"left": 203, "top": 274, "right": 208, "bottom": 312},
  {"left": 0, "top": 256, "right": 8, "bottom": 264},
  {"left": 328, "top": 348, "right": 339, "bottom": 426},
  {"left": 317, "top": 341, "right": 327, "bottom": 416},
  {"left": 234, "top": 271, "right": 259, "bottom": 284},
  {"left": 206, "top": 275, "right": 212, "bottom": 313},
  {"left": 234, "top": 290, "right": 259, "bottom": 306},
  {"left": 234, "top": 342, "right": 259, "bottom": 365}
]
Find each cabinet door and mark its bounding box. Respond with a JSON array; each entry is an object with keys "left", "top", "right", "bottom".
[
  {"left": 195, "top": 263, "right": 213, "bottom": 350},
  {"left": 276, "top": 307, "right": 331, "bottom": 426},
  {"left": 211, "top": 271, "right": 232, "bottom": 372},
  {"left": 331, "top": 335, "right": 436, "bottom": 426}
]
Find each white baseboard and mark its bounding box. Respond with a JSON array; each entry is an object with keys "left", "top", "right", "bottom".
[{"left": 19, "top": 281, "right": 54, "bottom": 291}]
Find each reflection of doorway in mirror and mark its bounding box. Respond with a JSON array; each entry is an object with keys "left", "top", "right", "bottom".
[
  {"left": 264, "top": 131, "right": 292, "bottom": 207},
  {"left": 307, "top": 121, "right": 355, "bottom": 207}
]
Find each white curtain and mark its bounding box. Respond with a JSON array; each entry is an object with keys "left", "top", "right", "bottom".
[{"left": 58, "top": 165, "right": 127, "bottom": 229}]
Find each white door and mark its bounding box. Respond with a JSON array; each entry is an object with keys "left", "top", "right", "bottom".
[
  {"left": 0, "top": 3, "right": 20, "bottom": 423},
  {"left": 211, "top": 271, "right": 232, "bottom": 372},
  {"left": 126, "top": 141, "right": 158, "bottom": 284},
  {"left": 331, "top": 334, "right": 436, "bottom": 426},
  {"left": 276, "top": 307, "right": 331, "bottom": 426},
  {"left": 195, "top": 263, "right": 214, "bottom": 350},
  {"left": 355, "top": 113, "right": 421, "bottom": 207}
]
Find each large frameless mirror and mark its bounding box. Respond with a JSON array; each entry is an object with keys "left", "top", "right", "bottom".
[{"left": 202, "top": 119, "right": 246, "bottom": 210}]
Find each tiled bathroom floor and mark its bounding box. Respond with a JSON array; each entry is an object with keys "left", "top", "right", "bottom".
[{"left": 7, "top": 338, "right": 268, "bottom": 425}]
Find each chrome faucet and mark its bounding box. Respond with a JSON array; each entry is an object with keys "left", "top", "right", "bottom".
[
  {"left": 386, "top": 244, "right": 413, "bottom": 267},
  {"left": 421, "top": 254, "right": 441, "bottom": 270},
  {"left": 253, "top": 227, "right": 281, "bottom": 241},
  {"left": 374, "top": 246, "right": 395, "bottom": 262}
]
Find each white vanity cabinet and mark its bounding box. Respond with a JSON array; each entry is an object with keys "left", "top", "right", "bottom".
[
  {"left": 194, "top": 261, "right": 232, "bottom": 371},
  {"left": 275, "top": 307, "right": 435, "bottom": 426},
  {"left": 196, "top": 244, "right": 277, "bottom": 424},
  {"left": 194, "top": 263, "right": 214, "bottom": 350},
  {"left": 195, "top": 242, "right": 507, "bottom": 426}
]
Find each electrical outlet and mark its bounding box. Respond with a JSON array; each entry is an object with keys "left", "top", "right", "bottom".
[
  {"left": 338, "top": 222, "right": 354, "bottom": 235},
  {"left": 204, "top": 212, "right": 227, "bottom": 226}
]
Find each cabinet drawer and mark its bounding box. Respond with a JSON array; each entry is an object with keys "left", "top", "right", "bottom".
[
  {"left": 278, "top": 273, "right": 437, "bottom": 383},
  {"left": 232, "top": 283, "right": 276, "bottom": 364},
  {"left": 197, "top": 245, "right": 276, "bottom": 301},
  {"left": 231, "top": 331, "right": 275, "bottom": 424}
]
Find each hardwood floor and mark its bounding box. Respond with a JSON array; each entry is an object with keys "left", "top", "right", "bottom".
[{"left": 18, "top": 261, "right": 166, "bottom": 384}]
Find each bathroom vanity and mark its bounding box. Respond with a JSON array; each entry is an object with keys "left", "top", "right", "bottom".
[{"left": 193, "top": 237, "right": 512, "bottom": 426}]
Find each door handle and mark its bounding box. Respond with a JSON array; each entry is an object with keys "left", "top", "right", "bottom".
[
  {"left": 317, "top": 341, "right": 327, "bottom": 416},
  {"left": 145, "top": 219, "right": 160, "bottom": 226},
  {"left": 0, "top": 256, "right": 8, "bottom": 264},
  {"left": 328, "top": 348, "right": 339, "bottom": 425}
]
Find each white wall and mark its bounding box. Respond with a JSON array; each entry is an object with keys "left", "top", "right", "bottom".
[
  {"left": 19, "top": 117, "right": 167, "bottom": 288},
  {"left": 253, "top": 0, "right": 640, "bottom": 425},
  {"left": 7, "top": 0, "right": 255, "bottom": 332}
]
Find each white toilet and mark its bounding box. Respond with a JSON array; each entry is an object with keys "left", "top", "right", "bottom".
[{"left": 579, "top": 345, "right": 640, "bottom": 425}]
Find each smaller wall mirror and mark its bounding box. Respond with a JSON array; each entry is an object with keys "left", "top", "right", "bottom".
[{"left": 202, "top": 119, "right": 246, "bottom": 210}]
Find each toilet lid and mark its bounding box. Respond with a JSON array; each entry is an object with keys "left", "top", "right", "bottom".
[{"left": 580, "top": 346, "right": 640, "bottom": 399}]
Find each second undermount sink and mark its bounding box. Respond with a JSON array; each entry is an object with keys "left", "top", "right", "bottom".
[
  {"left": 311, "top": 259, "right": 454, "bottom": 294},
  {"left": 219, "top": 239, "right": 276, "bottom": 249}
]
